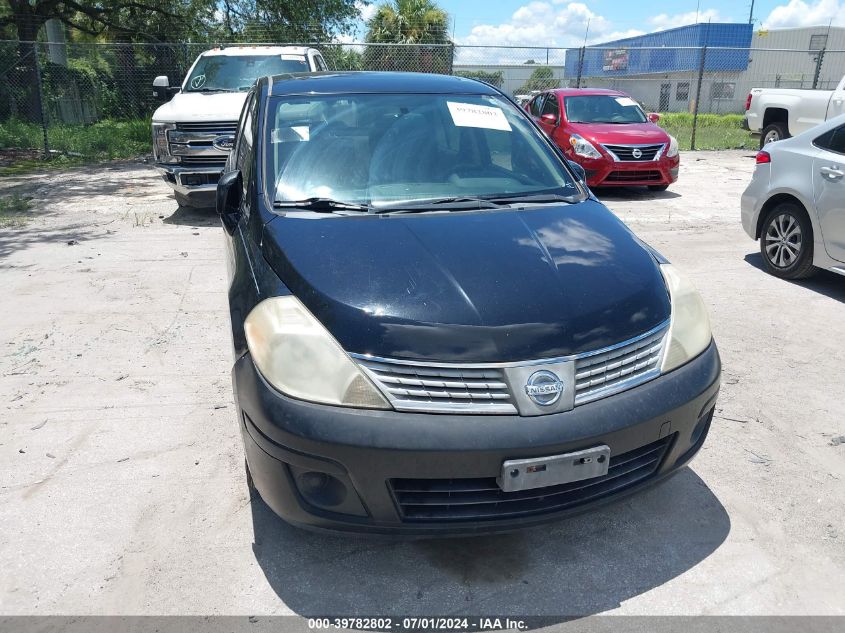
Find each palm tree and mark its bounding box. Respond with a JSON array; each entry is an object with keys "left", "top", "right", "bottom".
[{"left": 364, "top": 0, "right": 452, "bottom": 73}]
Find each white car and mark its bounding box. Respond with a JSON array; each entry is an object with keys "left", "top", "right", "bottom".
[
  {"left": 151, "top": 46, "right": 328, "bottom": 207},
  {"left": 741, "top": 113, "right": 845, "bottom": 279}
]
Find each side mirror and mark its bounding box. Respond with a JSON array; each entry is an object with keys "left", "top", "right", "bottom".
[
  {"left": 540, "top": 113, "right": 558, "bottom": 126},
  {"left": 648, "top": 112, "right": 661, "bottom": 123},
  {"left": 217, "top": 170, "right": 242, "bottom": 235},
  {"left": 567, "top": 160, "right": 587, "bottom": 184},
  {"left": 152, "top": 75, "right": 170, "bottom": 102}
]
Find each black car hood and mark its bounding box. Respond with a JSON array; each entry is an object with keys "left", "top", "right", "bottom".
[{"left": 261, "top": 200, "right": 670, "bottom": 363}]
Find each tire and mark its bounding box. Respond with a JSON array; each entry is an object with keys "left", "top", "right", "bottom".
[
  {"left": 759, "top": 203, "right": 817, "bottom": 280},
  {"left": 648, "top": 184, "right": 670, "bottom": 192},
  {"left": 760, "top": 122, "right": 789, "bottom": 148}
]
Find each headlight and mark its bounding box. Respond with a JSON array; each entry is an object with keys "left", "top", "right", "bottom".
[
  {"left": 152, "top": 122, "right": 176, "bottom": 163},
  {"left": 660, "top": 264, "right": 712, "bottom": 373},
  {"left": 569, "top": 134, "right": 602, "bottom": 159},
  {"left": 666, "top": 135, "right": 679, "bottom": 158},
  {"left": 244, "top": 296, "right": 390, "bottom": 409}
]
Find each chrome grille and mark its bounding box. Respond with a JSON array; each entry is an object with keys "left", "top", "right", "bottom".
[
  {"left": 357, "top": 359, "right": 516, "bottom": 415},
  {"left": 574, "top": 325, "right": 668, "bottom": 405},
  {"left": 352, "top": 321, "right": 669, "bottom": 415},
  {"left": 169, "top": 121, "right": 237, "bottom": 165},
  {"left": 602, "top": 143, "right": 664, "bottom": 161}
]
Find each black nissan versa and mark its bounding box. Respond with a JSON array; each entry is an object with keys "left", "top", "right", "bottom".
[{"left": 218, "top": 72, "right": 720, "bottom": 535}]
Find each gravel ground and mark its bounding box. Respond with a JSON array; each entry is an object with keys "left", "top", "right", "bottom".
[{"left": 1, "top": 151, "right": 844, "bottom": 617}]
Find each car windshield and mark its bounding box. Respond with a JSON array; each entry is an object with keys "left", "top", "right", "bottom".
[
  {"left": 185, "top": 55, "right": 308, "bottom": 92},
  {"left": 564, "top": 95, "right": 647, "bottom": 124},
  {"left": 265, "top": 93, "right": 579, "bottom": 209}
]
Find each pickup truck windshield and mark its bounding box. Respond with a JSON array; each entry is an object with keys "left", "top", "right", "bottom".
[
  {"left": 185, "top": 55, "right": 308, "bottom": 92},
  {"left": 265, "top": 93, "right": 580, "bottom": 209},
  {"left": 564, "top": 95, "right": 647, "bottom": 124}
]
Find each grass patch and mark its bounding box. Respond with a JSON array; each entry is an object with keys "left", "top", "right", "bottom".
[
  {"left": 658, "top": 112, "right": 755, "bottom": 151},
  {"left": 0, "top": 193, "right": 33, "bottom": 227},
  {"left": 0, "top": 117, "right": 151, "bottom": 164}
]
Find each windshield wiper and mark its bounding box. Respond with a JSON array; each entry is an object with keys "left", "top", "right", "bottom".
[
  {"left": 371, "top": 196, "right": 505, "bottom": 214},
  {"left": 482, "top": 193, "right": 582, "bottom": 205},
  {"left": 273, "top": 197, "right": 371, "bottom": 213},
  {"left": 186, "top": 88, "right": 238, "bottom": 93}
]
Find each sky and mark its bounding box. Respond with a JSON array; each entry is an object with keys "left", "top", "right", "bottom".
[{"left": 355, "top": 0, "right": 845, "bottom": 48}]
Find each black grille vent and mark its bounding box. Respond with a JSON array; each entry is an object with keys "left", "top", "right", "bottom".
[
  {"left": 605, "top": 170, "right": 663, "bottom": 183},
  {"left": 175, "top": 121, "right": 237, "bottom": 132},
  {"left": 390, "top": 436, "right": 673, "bottom": 522}
]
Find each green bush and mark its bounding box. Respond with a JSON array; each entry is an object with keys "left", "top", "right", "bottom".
[
  {"left": 658, "top": 112, "right": 754, "bottom": 150},
  {"left": 0, "top": 117, "right": 151, "bottom": 159}
]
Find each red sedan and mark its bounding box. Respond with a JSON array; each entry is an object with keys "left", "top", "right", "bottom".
[{"left": 525, "top": 88, "right": 679, "bottom": 190}]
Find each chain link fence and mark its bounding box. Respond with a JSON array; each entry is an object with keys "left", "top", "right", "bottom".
[{"left": 1, "top": 39, "right": 844, "bottom": 160}]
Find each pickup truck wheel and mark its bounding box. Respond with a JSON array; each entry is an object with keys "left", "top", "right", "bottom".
[
  {"left": 760, "top": 203, "right": 817, "bottom": 279},
  {"left": 760, "top": 123, "right": 788, "bottom": 148}
]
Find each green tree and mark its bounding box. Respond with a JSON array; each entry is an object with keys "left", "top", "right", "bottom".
[
  {"left": 217, "top": 0, "right": 361, "bottom": 42},
  {"left": 515, "top": 66, "right": 558, "bottom": 94},
  {"left": 455, "top": 70, "right": 504, "bottom": 88},
  {"left": 364, "top": 0, "right": 452, "bottom": 73}
]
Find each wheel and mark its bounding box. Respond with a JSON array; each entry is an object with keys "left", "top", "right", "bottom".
[
  {"left": 759, "top": 203, "right": 817, "bottom": 279},
  {"left": 648, "top": 184, "right": 670, "bottom": 192},
  {"left": 174, "top": 192, "right": 194, "bottom": 208},
  {"left": 760, "top": 123, "right": 789, "bottom": 148}
]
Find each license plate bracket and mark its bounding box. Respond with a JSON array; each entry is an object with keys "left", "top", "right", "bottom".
[{"left": 497, "top": 445, "right": 611, "bottom": 492}]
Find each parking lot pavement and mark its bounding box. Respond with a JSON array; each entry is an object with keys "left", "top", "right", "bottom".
[{"left": 1, "top": 150, "right": 844, "bottom": 617}]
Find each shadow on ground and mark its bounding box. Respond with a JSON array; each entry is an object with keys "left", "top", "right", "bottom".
[
  {"left": 250, "top": 467, "right": 728, "bottom": 620},
  {"left": 744, "top": 252, "right": 845, "bottom": 303},
  {"left": 163, "top": 204, "right": 218, "bottom": 227},
  {"left": 592, "top": 186, "right": 682, "bottom": 201}
]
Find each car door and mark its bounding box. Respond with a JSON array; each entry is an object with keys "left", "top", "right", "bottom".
[
  {"left": 826, "top": 78, "right": 845, "bottom": 119},
  {"left": 537, "top": 92, "right": 560, "bottom": 139},
  {"left": 812, "top": 123, "right": 845, "bottom": 262}
]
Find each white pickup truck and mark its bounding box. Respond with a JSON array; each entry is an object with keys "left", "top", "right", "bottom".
[
  {"left": 745, "top": 75, "right": 845, "bottom": 148},
  {"left": 151, "top": 46, "right": 328, "bottom": 207}
]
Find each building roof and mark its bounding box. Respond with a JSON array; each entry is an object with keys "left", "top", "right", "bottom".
[{"left": 267, "top": 71, "right": 500, "bottom": 96}]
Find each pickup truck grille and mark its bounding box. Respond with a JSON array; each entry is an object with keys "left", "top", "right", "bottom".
[{"left": 169, "top": 121, "right": 238, "bottom": 166}]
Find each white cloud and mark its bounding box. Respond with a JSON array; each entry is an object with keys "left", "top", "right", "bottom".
[
  {"left": 356, "top": 1, "right": 378, "bottom": 23},
  {"left": 458, "top": 2, "right": 612, "bottom": 50},
  {"left": 649, "top": 8, "right": 722, "bottom": 30},
  {"left": 762, "top": 0, "right": 845, "bottom": 28}
]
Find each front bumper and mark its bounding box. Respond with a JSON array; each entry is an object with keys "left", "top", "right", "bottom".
[
  {"left": 572, "top": 154, "right": 680, "bottom": 188},
  {"left": 234, "top": 341, "right": 721, "bottom": 536},
  {"left": 155, "top": 163, "right": 222, "bottom": 200}
]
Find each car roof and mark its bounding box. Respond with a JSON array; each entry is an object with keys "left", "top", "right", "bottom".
[
  {"left": 202, "top": 46, "right": 313, "bottom": 57},
  {"left": 266, "top": 71, "right": 501, "bottom": 96},
  {"left": 548, "top": 88, "right": 628, "bottom": 98}
]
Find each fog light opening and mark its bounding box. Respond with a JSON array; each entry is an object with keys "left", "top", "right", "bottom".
[{"left": 296, "top": 471, "right": 347, "bottom": 508}]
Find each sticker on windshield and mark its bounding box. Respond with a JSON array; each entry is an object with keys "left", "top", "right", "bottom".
[
  {"left": 190, "top": 74, "right": 206, "bottom": 90},
  {"left": 447, "top": 102, "right": 512, "bottom": 132},
  {"left": 271, "top": 126, "right": 310, "bottom": 143},
  {"left": 615, "top": 97, "right": 638, "bottom": 107},
  {"left": 281, "top": 54, "right": 303, "bottom": 60}
]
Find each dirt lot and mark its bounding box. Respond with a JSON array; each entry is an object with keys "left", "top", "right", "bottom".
[{"left": 1, "top": 151, "right": 844, "bottom": 617}]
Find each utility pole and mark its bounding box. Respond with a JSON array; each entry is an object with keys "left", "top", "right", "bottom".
[{"left": 748, "top": 0, "right": 755, "bottom": 24}]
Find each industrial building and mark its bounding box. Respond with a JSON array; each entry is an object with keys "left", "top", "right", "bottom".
[{"left": 565, "top": 23, "right": 845, "bottom": 114}]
